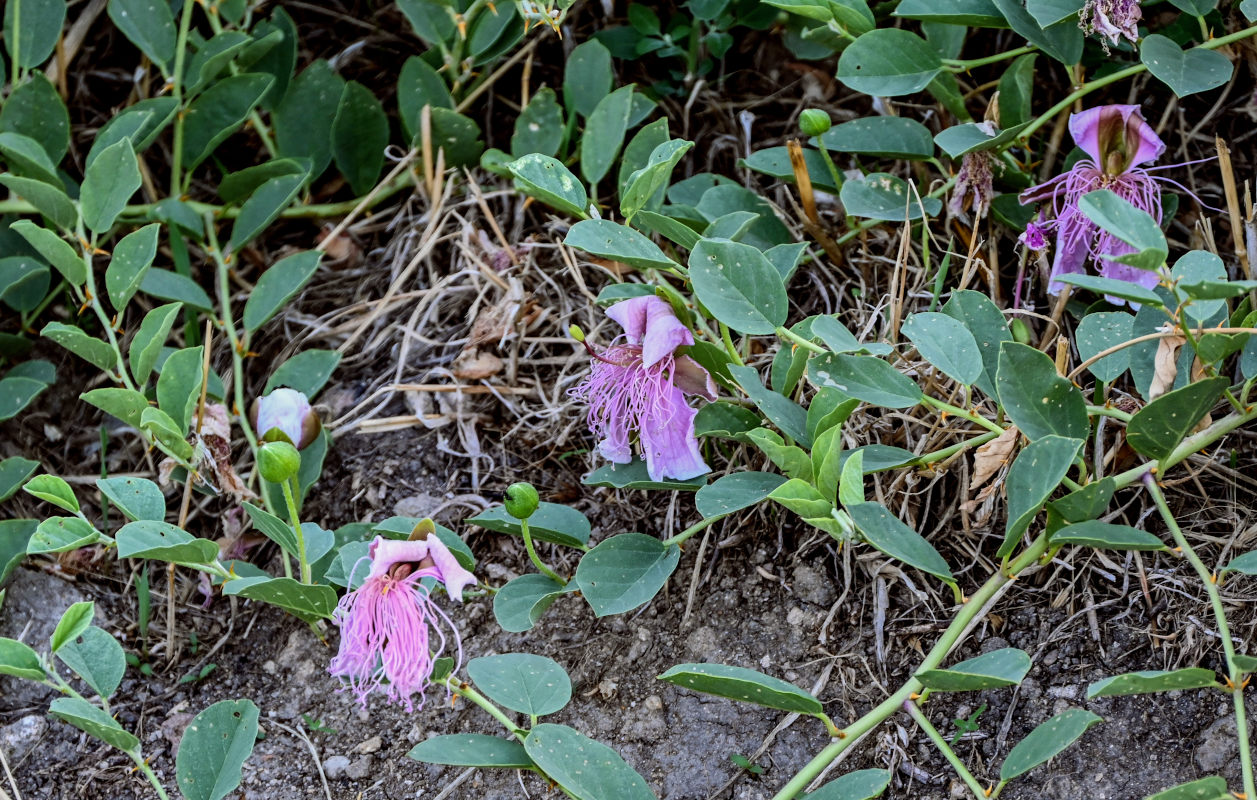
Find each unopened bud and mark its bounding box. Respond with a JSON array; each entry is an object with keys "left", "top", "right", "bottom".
[
  {"left": 799, "top": 109, "right": 832, "bottom": 138},
  {"left": 250, "top": 388, "right": 321, "bottom": 449},
  {"left": 1010, "top": 318, "right": 1033, "bottom": 345},
  {"left": 568, "top": 324, "right": 586, "bottom": 343},
  {"left": 257, "top": 441, "right": 301, "bottom": 484},
  {"left": 504, "top": 482, "right": 540, "bottom": 520}
]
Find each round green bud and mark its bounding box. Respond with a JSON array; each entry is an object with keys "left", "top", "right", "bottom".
[
  {"left": 504, "top": 482, "right": 540, "bottom": 520},
  {"left": 258, "top": 441, "right": 301, "bottom": 484},
  {"left": 799, "top": 109, "right": 832, "bottom": 138},
  {"left": 568, "top": 324, "right": 586, "bottom": 343},
  {"left": 1010, "top": 318, "right": 1033, "bottom": 345}
]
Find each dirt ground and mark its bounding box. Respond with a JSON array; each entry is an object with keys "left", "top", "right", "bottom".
[{"left": 3, "top": 421, "right": 1254, "bottom": 800}]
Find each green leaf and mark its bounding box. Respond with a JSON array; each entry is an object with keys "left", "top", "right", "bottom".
[
  {"left": 621, "top": 139, "right": 695, "bottom": 222},
  {"left": 97, "top": 477, "right": 165, "bottom": 522},
  {"left": 49, "top": 696, "right": 139, "bottom": 753},
  {"left": 1078, "top": 190, "right": 1168, "bottom": 271},
  {"left": 0, "top": 637, "right": 45, "bottom": 680},
  {"left": 1087, "top": 668, "right": 1218, "bottom": 698},
  {"left": 1048, "top": 478, "right": 1115, "bottom": 523},
  {"left": 10, "top": 221, "right": 84, "bottom": 285},
  {"left": 1001, "top": 436, "right": 1083, "bottom": 556},
  {"left": 1055, "top": 274, "right": 1164, "bottom": 307},
  {"left": 565, "top": 220, "right": 681, "bottom": 272},
  {"left": 493, "top": 574, "right": 572, "bottom": 633},
  {"left": 24, "top": 474, "right": 79, "bottom": 513},
  {"left": 1051, "top": 520, "right": 1166, "bottom": 550},
  {"left": 0, "top": 175, "right": 78, "bottom": 231},
  {"left": 176, "top": 699, "right": 260, "bottom": 800},
  {"left": 140, "top": 269, "right": 214, "bottom": 312},
  {"left": 1146, "top": 778, "right": 1231, "bottom": 800},
  {"left": 847, "top": 502, "right": 953, "bottom": 582},
  {"left": 81, "top": 138, "right": 141, "bottom": 234},
  {"left": 808, "top": 354, "right": 923, "bottom": 409},
  {"left": 467, "top": 502, "right": 591, "bottom": 549},
  {"left": 942, "top": 289, "right": 1013, "bottom": 398},
  {"left": 140, "top": 407, "right": 194, "bottom": 461},
  {"left": 1000, "top": 708, "right": 1102, "bottom": 781},
  {"left": 0, "top": 376, "right": 49, "bottom": 421},
  {"left": 89, "top": 98, "right": 177, "bottom": 164},
  {"left": 108, "top": 0, "right": 177, "bottom": 73},
  {"left": 894, "top": 0, "right": 1007, "bottom": 26},
  {"left": 917, "top": 648, "right": 1032, "bottom": 691},
  {"left": 182, "top": 74, "right": 274, "bottom": 171},
  {"left": 0, "top": 74, "right": 70, "bottom": 163},
  {"left": 242, "top": 250, "right": 321, "bottom": 333},
  {"left": 581, "top": 86, "right": 635, "bottom": 185},
  {"left": 696, "top": 185, "right": 792, "bottom": 249},
  {"left": 617, "top": 119, "right": 670, "bottom": 207},
  {"left": 693, "top": 402, "right": 762, "bottom": 441},
  {"left": 129, "top": 303, "right": 182, "bottom": 385},
  {"left": 990, "top": 0, "right": 1083, "bottom": 65},
  {"left": 0, "top": 519, "right": 35, "bottom": 585},
  {"left": 156, "top": 346, "right": 204, "bottom": 435},
  {"left": 575, "top": 533, "right": 680, "bottom": 617},
  {"left": 1076, "top": 311, "right": 1134, "bottom": 383},
  {"left": 331, "top": 81, "right": 388, "bottom": 195},
  {"left": 1167, "top": 0, "right": 1217, "bottom": 12},
  {"left": 0, "top": 131, "right": 61, "bottom": 184},
  {"left": 218, "top": 158, "right": 308, "bottom": 204},
  {"left": 397, "top": 0, "right": 456, "bottom": 46},
  {"left": 1223, "top": 550, "right": 1257, "bottom": 575},
  {"left": 804, "top": 769, "right": 892, "bottom": 800},
  {"left": 997, "top": 54, "right": 1038, "bottom": 128},
  {"left": 1171, "top": 250, "right": 1227, "bottom": 324},
  {"left": 746, "top": 429, "right": 813, "bottom": 482},
  {"left": 695, "top": 472, "right": 787, "bottom": 519},
  {"left": 901, "top": 312, "right": 983, "bottom": 385},
  {"left": 507, "top": 154, "right": 589, "bottom": 218},
  {"left": 1025, "top": 0, "right": 1083, "bottom": 26},
  {"left": 564, "top": 40, "right": 614, "bottom": 118},
  {"left": 689, "top": 239, "right": 788, "bottom": 335},
  {"left": 184, "top": 31, "right": 252, "bottom": 95},
  {"left": 838, "top": 449, "right": 865, "bottom": 506},
  {"left": 116, "top": 520, "right": 218, "bottom": 564},
  {"left": 729, "top": 365, "right": 810, "bottom": 445},
  {"left": 50, "top": 600, "right": 95, "bottom": 652},
  {"left": 0, "top": 457, "right": 39, "bottom": 502},
  {"left": 511, "top": 87, "right": 564, "bottom": 158},
  {"left": 525, "top": 724, "right": 656, "bottom": 800},
  {"left": 243, "top": 502, "right": 299, "bottom": 556},
  {"left": 658, "top": 663, "right": 823, "bottom": 713},
  {"left": 228, "top": 172, "right": 307, "bottom": 253},
  {"left": 840, "top": 173, "right": 941, "bottom": 221},
  {"left": 1233, "top": 654, "right": 1257, "bottom": 673},
  {"left": 4, "top": 0, "right": 67, "bottom": 68},
  {"left": 220, "top": 576, "right": 337, "bottom": 622},
  {"left": 996, "top": 342, "right": 1089, "bottom": 441},
  {"left": 583, "top": 458, "right": 706, "bottom": 491},
  {"left": 274, "top": 60, "right": 344, "bottom": 177},
  {"left": 837, "top": 29, "right": 943, "bottom": 96},
  {"left": 105, "top": 223, "right": 160, "bottom": 310},
  {"left": 934, "top": 122, "right": 1029, "bottom": 159},
  {"left": 1141, "top": 35, "right": 1232, "bottom": 98},
  {"left": 409, "top": 735, "right": 532, "bottom": 769},
  {"left": 468, "top": 653, "right": 572, "bottom": 716},
  {"left": 1127, "top": 377, "right": 1228, "bottom": 461},
  {"left": 0, "top": 254, "right": 50, "bottom": 313},
  {"left": 263, "top": 349, "right": 340, "bottom": 397},
  {"left": 56, "top": 626, "right": 125, "bottom": 699},
  {"left": 28, "top": 516, "right": 101, "bottom": 554}
]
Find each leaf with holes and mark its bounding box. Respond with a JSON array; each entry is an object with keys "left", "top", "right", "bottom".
[
  {"left": 116, "top": 521, "right": 218, "bottom": 565},
  {"left": 97, "top": 477, "right": 166, "bottom": 522},
  {"left": 1051, "top": 520, "right": 1167, "bottom": 551},
  {"left": 408, "top": 735, "right": 534, "bottom": 768},
  {"left": 176, "top": 699, "right": 260, "bottom": 800},
  {"left": 468, "top": 654, "right": 572, "bottom": 716},
  {"left": 658, "top": 663, "right": 823, "bottom": 714},
  {"left": 576, "top": 533, "right": 680, "bottom": 617},
  {"left": 27, "top": 517, "right": 101, "bottom": 554},
  {"left": 1000, "top": 709, "right": 1102, "bottom": 781},
  {"left": 525, "top": 724, "right": 656, "bottom": 800},
  {"left": 1001, "top": 436, "right": 1083, "bottom": 557},
  {"left": 917, "top": 648, "right": 1032, "bottom": 691},
  {"left": 507, "top": 154, "right": 588, "bottom": 218},
  {"left": 1087, "top": 669, "right": 1219, "bottom": 698}
]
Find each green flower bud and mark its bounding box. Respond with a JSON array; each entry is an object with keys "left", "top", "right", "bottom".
[
  {"left": 258, "top": 441, "right": 301, "bottom": 484},
  {"left": 504, "top": 482, "right": 540, "bottom": 520},
  {"left": 1010, "top": 318, "right": 1033, "bottom": 345},
  {"left": 799, "top": 109, "right": 832, "bottom": 138},
  {"left": 568, "top": 324, "right": 586, "bottom": 343}
]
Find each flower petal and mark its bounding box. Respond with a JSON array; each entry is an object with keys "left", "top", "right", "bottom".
[
  {"left": 605, "top": 296, "right": 655, "bottom": 343},
  {"left": 1070, "top": 105, "right": 1164, "bottom": 173},
  {"left": 639, "top": 384, "right": 709, "bottom": 482},
  {"left": 673, "top": 356, "right": 717, "bottom": 401},
  {"left": 366, "top": 536, "right": 433, "bottom": 580},
  {"left": 1047, "top": 227, "right": 1090, "bottom": 296},
  {"left": 641, "top": 299, "right": 693, "bottom": 368},
  {"left": 1098, "top": 250, "right": 1160, "bottom": 308},
  {"left": 423, "top": 535, "right": 478, "bottom": 602}
]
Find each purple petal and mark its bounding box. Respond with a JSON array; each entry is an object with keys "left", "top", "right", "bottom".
[
  {"left": 606, "top": 296, "right": 691, "bottom": 366},
  {"left": 252, "top": 388, "right": 316, "bottom": 449},
  {"left": 1069, "top": 105, "right": 1165, "bottom": 173},
  {"left": 423, "top": 535, "right": 477, "bottom": 602},
  {"left": 639, "top": 384, "right": 709, "bottom": 482},
  {"left": 1048, "top": 228, "right": 1090, "bottom": 296},
  {"left": 365, "top": 536, "right": 476, "bottom": 600},
  {"left": 673, "top": 356, "right": 717, "bottom": 401},
  {"left": 1098, "top": 251, "right": 1160, "bottom": 308}
]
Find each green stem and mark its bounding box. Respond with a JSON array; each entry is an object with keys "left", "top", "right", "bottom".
[
  {"left": 281, "top": 477, "right": 310, "bottom": 584},
  {"left": 922, "top": 396, "right": 1005, "bottom": 435},
  {"left": 77, "top": 232, "right": 138, "bottom": 392},
  {"left": 918, "top": 430, "right": 1000, "bottom": 465},
  {"left": 1109, "top": 406, "right": 1257, "bottom": 490},
  {"left": 904, "top": 700, "right": 987, "bottom": 799},
  {"left": 1143, "top": 474, "right": 1255, "bottom": 799},
  {"left": 943, "top": 45, "right": 1036, "bottom": 71},
  {"left": 720, "top": 322, "right": 746, "bottom": 366},
  {"left": 128, "top": 752, "right": 172, "bottom": 800},
  {"left": 1086, "top": 404, "right": 1131, "bottom": 423},
  {"left": 769, "top": 533, "right": 1051, "bottom": 800},
  {"left": 169, "top": 0, "right": 198, "bottom": 196},
  {"left": 775, "top": 325, "right": 825, "bottom": 354},
  {"left": 662, "top": 514, "right": 726, "bottom": 548},
  {"left": 443, "top": 675, "right": 527, "bottom": 740},
  {"left": 520, "top": 518, "right": 565, "bottom": 585}
]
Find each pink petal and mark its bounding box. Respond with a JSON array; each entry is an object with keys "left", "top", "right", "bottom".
[
  {"left": 424, "top": 535, "right": 477, "bottom": 602},
  {"left": 605, "top": 296, "right": 655, "bottom": 343},
  {"left": 1047, "top": 229, "right": 1089, "bottom": 296},
  {"left": 673, "top": 356, "right": 717, "bottom": 401},
  {"left": 1098, "top": 250, "right": 1160, "bottom": 308},
  {"left": 639, "top": 384, "right": 709, "bottom": 482},
  {"left": 365, "top": 535, "right": 476, "bottom": 601},
  {"left": 606, "top": 296, "right": 692, "bottom": 367},
  {"left": 1069, "top": 105, "right": 1164, "bottom": 173}
]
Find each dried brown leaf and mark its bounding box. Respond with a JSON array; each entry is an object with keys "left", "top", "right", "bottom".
[
  {"left": 1148, "top": 335, "right": 1186, "bottom": 399},
  {"left": 971, "top": 425, "right": 1019, "bottom": 492}
]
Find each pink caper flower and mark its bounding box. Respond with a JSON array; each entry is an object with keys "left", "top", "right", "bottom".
[
  {"left": 1081, "top": 0, "right": 1141, "bottom": 51},
  {"left": 1019, "top": 105, "right": 1168, "bottom": 307},
  {"left": 250, "top": 388, "right": 321, "bottom": 449},
  {"left": 571, "top": 295, "right": 717, "bottom": 482},
  {"left": 328, "top": 535, "right": 475, "bottom": 711}
]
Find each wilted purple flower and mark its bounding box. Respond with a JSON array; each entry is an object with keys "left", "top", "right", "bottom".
[
  {"left": 329, "top": 535, "right": 475, "bottom": 711},
  {"left": 1020, "top": 105, "right": 1167, "bottom": 307},
  {"left": 250, "top": 388, "right": 321, "bottom": 449},
  {"left": 571, "top": 295, "right": 717, "bottom": 482},
  {"left": 1019, "top": 216, "right": 1048, "bottom": 253},
  {"left": 950, "top": 151, "right": 995, "bottom": 219},
  {"left": 1081, "top": 0, "right": 1140, "bottom": 51}
]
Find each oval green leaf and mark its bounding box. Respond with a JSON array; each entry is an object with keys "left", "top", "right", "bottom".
[
  {"left": 575, "top": 533, "right": 681, "bottom": 617},
  {"left": 467, "top": 653, "right": 572, "bottom": 716}
]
